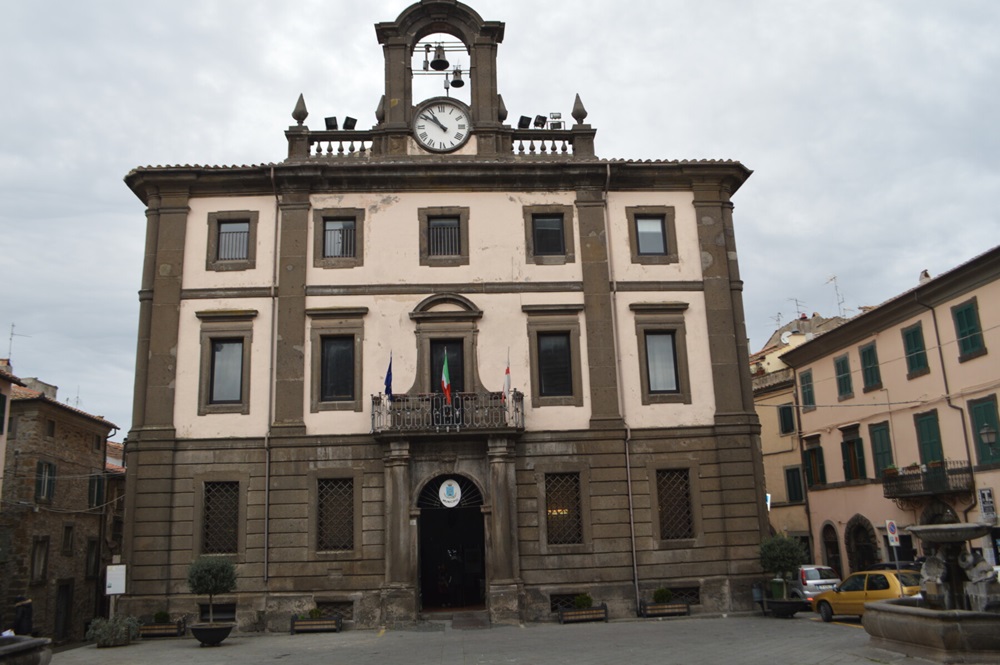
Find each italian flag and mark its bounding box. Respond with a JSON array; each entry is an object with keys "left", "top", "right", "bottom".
[{"left": 441, "top": 351, "right": 452, "bottom": 405}]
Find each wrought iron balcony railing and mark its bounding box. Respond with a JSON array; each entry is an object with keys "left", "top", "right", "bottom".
[
  {"left": 882, "top": 460, "right": 974, "bottom": 499},
  {"left": 371, "top": 391, "right": 524, "bottom": 437}
]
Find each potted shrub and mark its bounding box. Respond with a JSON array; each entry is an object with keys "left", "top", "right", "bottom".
[
  {"left": 639, "top": 587, "right": 690, "bottom": 618},
  {"left": 85, "top": 615, "right": 141, "bottom": 648},
  {"left": 187, "top": 556, "right": 237, "bottom": 646},
  {"left": 758, "top": 534, "right": 810, "bottom": 618},
  {"left": 881, "top": 464, "right": 899, "bottom": 478},
  {"left": 557, "top": 593, "right": 608, "bottom": 624},
  {"left": 139, "top": 610, "right": 185, "bottom": 638}
]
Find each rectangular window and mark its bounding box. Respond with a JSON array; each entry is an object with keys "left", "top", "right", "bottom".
[
  {"left": 62, "top": 525, "right": 74, "bottom": 556},
  {"left": 778, "top": 404, "right": 796, "bottom": 435},
  {"left": 206, "top": 211, "right": 258, "bottom": 271},
  {"left": 0, "top": 393, "right": 5, "bottom": 435},
  {"left": 323, "top": 219, "right": 356, "bottom": 258},
  {"left": 419, "top": 207, "right": 469, "bottom": 266},
  {"left": 431, "top": 340, "right": 465, "bottom": 394},
  {"left": 626, "top": 206, "right": 678, "bottom": 264},
  {"left": 902, "top": 323, "right": 929, "bottom": 378},
  {"left": 859, "top": 343, "right": 882, "bottom": 391},
  {"left": 800, "top": 370, "right": 815, "bottom": 410},
  {"left": 803, "top": 442, "right": 826, "bottom": 487},
  {"left": 636, "top": 216, "right": 667, "bottom": 255},
  {"left": 869, "top": 422, "right": 894, "bottom": 476},
  {"left": 537, "top": 332, "right": 573, "bottom": 397},
  {"left": 203, "top": 481, "right": 240, "bottom": 554},
  {"left": 545, "top": 473, "right": 583, "bottom": 545},
  {"left": 952, "top": 298, "right": 987, "bottom": 361},
  {"left": 85, "top": 538, "right": 100, "bottom": 579},
  {"left": 217, "top": 220, "right": 249, "bottom": 260},
  {"left": 656, "top": 469, "right": 694, "bottom": 540},
  {"left": 532, "top": 215, "right": 565, "bottom": 255},
  {"left": 88, "top": 475, "right": 105, "bottom": 508},
  {"left": 317, "top": 478, "right": 354, "bottom": 552},
  {"left": 93, "top": 433, "right": 102, "bottom": 451},
  {"left": 46, "top": 419, "right": 56, "bottom": 437},
  {"left": 646, "top": 332, "right": 679, "bottom": 393},
  {"left": 320, "top": 336, "right": 355, "bottom": 402},
  {"left": 840, "top": 427, "right": 867, "bottom": 481},
  {"left": 210, "top": 339, "right": 244, "bottom": 404},
  {"left": 197, "top": 308, "right": 256, "bottom": 416},
  {"left": 970, "top": 395, "right": 1000, "bottom": 465},
  {"left": 31, "top": 537, "right": 49, "bottom": 584},
  {"left": 428, "top": 217, "right": 460, "bottom": 256},
  {"left": 915, "top": 410, "right": 944, "bottom": 464},
  {"left": 35, "top": 461, "right": 56, "bottom": 501},
  {"left": 785, "top": 467, "right": 804, "bottom": 503},
  {"left": 834, "top": 354, "right": 853, "bottom": 399}
]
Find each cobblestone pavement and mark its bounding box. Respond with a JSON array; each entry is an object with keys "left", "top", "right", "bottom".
[{"left": 52, "top": 614, "right": 937, "bottom": 665}]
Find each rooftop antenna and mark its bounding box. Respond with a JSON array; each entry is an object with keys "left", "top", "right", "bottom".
[
  {"left": 7, "top": 323, "right": 31, "bottom": 361},
  {"left": 770, "top": 312, "right": 783, "bottom": 329},
  {"left": 826, "top": 275, "right": 849, "bottom": 318},
  {"left": 787, "top": 298, "right": 805, "bottom": 318}
]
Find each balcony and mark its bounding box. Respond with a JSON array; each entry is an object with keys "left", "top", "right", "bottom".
[
  {"left": 371, "top": 391, "right": 524, "bottom": 438},
  {"left": 882, "top": 461, "right": 974, "bottom": 499}
]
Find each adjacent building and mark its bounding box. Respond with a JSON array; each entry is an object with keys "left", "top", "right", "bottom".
[
  {"left": 120, "top": 0, "right": 768, "bottom": 629},
  {"left": 779, "top": 247, "right": 1000, "bottom": 575},
  {"left": 0, "top": 364, "right": 118, "bottom": 642}
]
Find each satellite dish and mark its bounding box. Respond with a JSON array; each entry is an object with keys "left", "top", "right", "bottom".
[{"left": 780, "top": 331, "right": 791, "bottom": 345}]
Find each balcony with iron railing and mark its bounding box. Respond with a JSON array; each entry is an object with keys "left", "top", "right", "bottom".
[
  {"left": 371, "top": 391, "right": 524, "bottom": 438},
  {"left": 882, "top": 460, "right": 974, "bottom": 499}
]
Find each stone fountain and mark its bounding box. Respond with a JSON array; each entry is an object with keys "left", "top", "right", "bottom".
[{"left": 862, "top": 522, "right": 1000, "bottom": 664}]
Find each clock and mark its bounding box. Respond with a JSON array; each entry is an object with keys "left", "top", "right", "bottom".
[{"left": 412, "top": 98, "right": 472, "bottom": 153}]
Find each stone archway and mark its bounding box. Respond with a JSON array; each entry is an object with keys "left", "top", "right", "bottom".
[
  {"left": 845, "top": 514, "right": 879, "bottom": 573},
  {"left": 822, "top": 523, "right": 843, "bottom": 577}
]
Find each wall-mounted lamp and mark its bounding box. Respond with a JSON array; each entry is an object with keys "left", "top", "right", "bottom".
[{"left": 981, "top": 424, "right": 998, "bottom": 453}]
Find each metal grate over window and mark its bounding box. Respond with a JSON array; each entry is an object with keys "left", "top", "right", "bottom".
[
  {"left": 545, "top": 473, "right": 583, "bottom": 545},
  {"left": 549, "top": 594, "right": 581, "bottom": 612},
  {"left": 203, "top": 481, "right": 239, "bottom": 554},
  {"left": 428, "top": 217, "right": 460, "bottom": 256},
  {"left": 318, "top": 478, "right": 354, "bottom": 551},
  {"left": 317, "top": 601, "right": 354, "bottom": 622},
  {"left": 657, "top": 469, "right": 694, "bottom": 540}
]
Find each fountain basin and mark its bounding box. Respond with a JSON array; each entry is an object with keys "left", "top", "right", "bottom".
[
  {"left": 906, "top": 523, "right": 993, "bottom": 544},
  {"left": 863, "top": 597, "right": 1000, "bottom": 664}
]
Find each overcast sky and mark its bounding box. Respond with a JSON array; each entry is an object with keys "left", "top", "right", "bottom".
[{"left": 2, "top": 0, "right": 998, "bottom": 435}]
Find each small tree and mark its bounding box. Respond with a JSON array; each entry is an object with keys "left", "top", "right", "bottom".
[
  {"left": 187, "top": 556, "right": 237, "bottom": 624},
  {"left": 759, "top": 534, "right": 807, "bottom": 600}
]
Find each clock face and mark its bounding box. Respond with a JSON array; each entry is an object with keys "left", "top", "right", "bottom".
[{"left": 412, "top": 99, "right": 472, "bottom": 153}]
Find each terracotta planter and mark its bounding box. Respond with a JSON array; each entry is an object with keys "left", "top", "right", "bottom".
[{"left": 190, "top": 623, "right": 233, "bottom": 646}]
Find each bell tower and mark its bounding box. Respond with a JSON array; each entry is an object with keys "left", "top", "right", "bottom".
[{"left": 374, "top": 0, "right": 506, "bottom": 156}]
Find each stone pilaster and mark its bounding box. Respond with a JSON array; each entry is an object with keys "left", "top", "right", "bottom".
[
  {"left": 382, "top": 440, "right": 417, "bottom": 623},
  {"left": 272, "top": 193, "right": 310, "bottom": 434},
  {"left": 487, "top": 436, "right": 522, "bottom": 624}
]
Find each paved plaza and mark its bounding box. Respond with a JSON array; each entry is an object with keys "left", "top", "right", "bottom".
[{"left": 51, "top": 613, "right": 939, "bottom": 665}]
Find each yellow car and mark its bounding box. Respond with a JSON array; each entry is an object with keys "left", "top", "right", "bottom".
[{"left": 813, "top": 570, "right": 921, "bottom": 622}]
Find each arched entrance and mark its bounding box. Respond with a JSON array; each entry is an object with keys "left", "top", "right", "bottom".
[
  {"left": 845, "top": 515, "right": 878, "bottom": 573},
  {"left": 418, "top": 474, "right": 486, "bottom": 610},
  {"left": 822, "top": 524, "right": 843, "bottom": 577}
]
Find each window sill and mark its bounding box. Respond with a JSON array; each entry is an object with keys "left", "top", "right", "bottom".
[
  {"left": 906, "top": 367, "right": 931, "bottom": 380},
  {"left": 958, "top": 347, "right": 988, "bottom": 363}
]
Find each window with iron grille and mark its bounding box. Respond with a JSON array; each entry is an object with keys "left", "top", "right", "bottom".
[
  {"left": 217, "top": 220, "right": 249, "bottom": 261},
  {"left": 902, "top": 323, "right": 929, "bottom": 378},
  {"left": 323, "top": 219, "right": 356, "bottom": 258},
  {"left": 203, "top": 481, "right": 239, "bottom": 554},
  {"left": 549, "top": 594, "right": 580, "bottom": 612},
  {"left": 428, "top": 217, "right": 460, "bottom": 256},
  {"left": 657, "top": 469, "right": 694, "bottom": 540},
  {"left": 317, "top": 478, "right": 354, "bottom": 551},
  {"left": 317, "top": 601, "right": 354, "bottom": 622},
  {"left": 545, "top": 473, "right": 583, "bottom": 545}
]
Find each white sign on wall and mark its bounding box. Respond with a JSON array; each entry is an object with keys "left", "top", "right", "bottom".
[
  {"left": 980, "top": 488, "right": 996, "bottom": 519},
  {"left": 106, "top": 564, "right": 126, "bottom": 595},
  {"left": 439, "top": 479, "right": 462, "bottom": 508}
]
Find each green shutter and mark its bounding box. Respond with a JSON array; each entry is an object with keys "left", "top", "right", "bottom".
[
  {"left": 953, "top": 303, "right": 984, "bottom": 356},
  {"left": 903, "top": 326, "right": 928, "bottom": 373},
  {"left": 817, "top": 448, "right": 827, "bottom": 484},
  {"left": 971, "top": 398, "right": 1000, "bottom": 464},
  {"left": 855, "top": 440, "right": 867, "bottom": 479},
  {"left": 869, "top": 423, "right": 893, "bottom": 474},
  {"left": 916, "top": 412, "right": 943, "bottom": 463}
]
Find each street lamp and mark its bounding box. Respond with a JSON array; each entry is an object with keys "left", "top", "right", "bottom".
[{"left": 980, "top": 424, "right": 997, "bottom": 454}]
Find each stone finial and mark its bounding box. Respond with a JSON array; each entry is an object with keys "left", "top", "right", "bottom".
[
  {"left": 375, "top": 95, "right": 386, "bottom": 124},
  {"left": 497, "top": 94, "right": 508, "bottom": 123},
  {"left": 292, "top": 94, "right": 308, "bottom": 126},
  {"left": 571, "top": 94, "right": 587, "bottom": 124}
]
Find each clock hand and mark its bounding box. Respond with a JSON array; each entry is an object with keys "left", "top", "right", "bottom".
[{"left": 422, "top": 112, "right": 449, "bottom": 132}]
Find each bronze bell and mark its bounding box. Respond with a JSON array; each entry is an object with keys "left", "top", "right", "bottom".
[
  {"left": 430, "top": 45, "right": 449, "bottom": 71},
  {"left": 450, "top": 67, "right": 464, "bottom": 88}
]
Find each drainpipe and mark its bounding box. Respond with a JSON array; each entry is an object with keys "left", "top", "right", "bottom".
[
  {"left": 264, "top": 166, "right": 282, "bottom": 583},
  {"left": 601, "top": 163, "right": 641, "bottom": 611},
  {"left": 914, "top": 293, "right": 977, "bottom": 523},
  {"left": 790, "top": 368, "right": 816, "bottom": 561}
]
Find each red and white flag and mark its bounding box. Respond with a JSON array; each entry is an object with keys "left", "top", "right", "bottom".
[{"left": 441, "top": 350, "right": 452, "bottom": 405}]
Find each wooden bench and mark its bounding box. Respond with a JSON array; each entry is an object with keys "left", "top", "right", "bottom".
[
  {"left": 558, "top": 603, "right": 609, "bottom": 624},
  {"left": 638, "top": 601, "right": 690, "bottom": 618},
  {"left": 290, "top": 616, "right": 343, "bottom": 635},
  {"left": 138, "top": 620, "right": 185, "bottom": 638}
]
